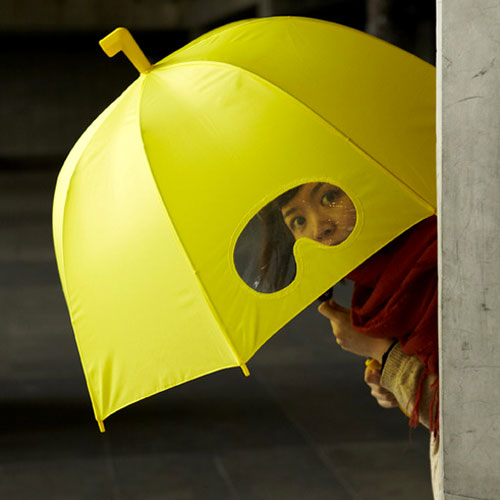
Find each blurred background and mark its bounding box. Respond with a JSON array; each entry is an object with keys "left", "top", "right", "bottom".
[{"left": 1, "top": 1, "right": 436, "bottom": 499}]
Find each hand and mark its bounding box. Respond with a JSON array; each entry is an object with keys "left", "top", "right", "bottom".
[
  {"left": 317, "top": 299, "right": 394, "bottom": 363},
  {"left": 364, "top": 365, "right": 399, "bottom": 409}
]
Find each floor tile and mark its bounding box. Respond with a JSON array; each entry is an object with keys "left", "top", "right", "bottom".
[
  {"left": 0, "top": 456, "right": 114, "bottom": 500},
  {"left": 111, "top": 452, "right": 236, "bottom": 500},
  {"left": 217, "top": 445, "right": 355, "bottom": 500},
  {"left": 323, "top": 440, "right": 434, "bottom": 500}
]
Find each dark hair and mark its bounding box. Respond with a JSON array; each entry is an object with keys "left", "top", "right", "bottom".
[{"left": 258, "top": 186, "right": 300, "bottom": 291}]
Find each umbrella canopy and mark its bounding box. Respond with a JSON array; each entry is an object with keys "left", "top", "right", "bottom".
[{"left": 53, "top": 18, "right": 435, "bottom": 431}]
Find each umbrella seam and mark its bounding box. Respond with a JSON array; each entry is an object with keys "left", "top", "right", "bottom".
[
  {"left": 135, "top": 74, "right": 249, "bottom": 376},
  {"left": 152, "top": 59, "right": 436, "bottom": 214}
]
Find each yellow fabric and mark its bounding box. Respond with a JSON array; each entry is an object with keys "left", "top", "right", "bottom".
[{"left": 53, "top": 17, "right": 436, "bottom": 425}]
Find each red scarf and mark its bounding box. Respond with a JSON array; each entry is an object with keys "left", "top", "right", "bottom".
[{"left": 347, "top": 216, "right": 438, "bottom": 433}]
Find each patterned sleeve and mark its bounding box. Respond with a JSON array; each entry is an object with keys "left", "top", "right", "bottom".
[{"left": 379, "top": 343, "right": 437, "bottom": 430}]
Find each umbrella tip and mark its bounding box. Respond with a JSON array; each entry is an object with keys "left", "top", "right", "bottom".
[
  {"left": 99, "top": 27, "right": 152, "bottom": 74},
  {"left": 240, "top": 363, "right": 250, "bottom": 377},
  {"left": 97, "top": 419, "right": 106, "bottom": 433}
]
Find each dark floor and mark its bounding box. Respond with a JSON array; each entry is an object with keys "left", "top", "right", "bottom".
[{"left": 0, "top": 168, "right": 433, "bottom": 499}]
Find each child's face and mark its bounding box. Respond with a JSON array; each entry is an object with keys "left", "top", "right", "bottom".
[{"left": 280, "top": 182, "right": 356, "bottom": 245}]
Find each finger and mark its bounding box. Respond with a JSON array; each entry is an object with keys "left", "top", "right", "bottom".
[
  {"left": 368, "top": 379, "right": 392, "bottom": 395},
  {"left": 327, "top": 299, "right": 351, "bottom": 313},
  {"left": 371, "top": 388, "right": 399, "bottom": 408},
  {"left": 330, "top": 325, "right": 347, "bottom": 348},
  {"left": 371, "top": 389, "right": 398, "bottom": 406},
  {"left": 364, "top": 369, "right": 381, "bottom": 384},
  {"left": 376, "top": 393, "right": 399, "bottom": 406},
  {"left": 371, "top": 386, "right": 397, "bottom": 400},
  {"left": 317, "top": 301, "right": 350, "bottom": 323},
  {"left": 377, "top": 399, "right": 399, "bottom": 409},
  {"left": 317, "top": 301, "right": 338, "bottom": 320},
  {"left": 367, "top": 381, "right": 396, "bottom": 399}
]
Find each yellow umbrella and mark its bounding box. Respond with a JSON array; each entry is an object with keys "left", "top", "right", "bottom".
[{"left": 53, "top": 18, "right": 435, "bottom": 431}]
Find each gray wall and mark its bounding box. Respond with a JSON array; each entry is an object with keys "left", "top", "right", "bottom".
[
  {"left": 0, "top": 0, "right": 346, "bottom": 31},
  {"left": 0, "top": 0, "right": 182, "bottom": 30},
  {"left": 438, "top": 1, "right": 500, "bottom": 499}
]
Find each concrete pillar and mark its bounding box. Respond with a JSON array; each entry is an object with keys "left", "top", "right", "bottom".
[{"left": 437, "top": 1, "right": 500, "bottom": 499}]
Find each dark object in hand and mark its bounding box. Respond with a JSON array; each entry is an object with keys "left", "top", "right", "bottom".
[{"left": 317, "top": 287, "right": 334, "bottom": 303}]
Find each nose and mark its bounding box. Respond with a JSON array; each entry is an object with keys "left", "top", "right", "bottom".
[{"left": 311, "top": 219, "right": 336, "bottom": 242}]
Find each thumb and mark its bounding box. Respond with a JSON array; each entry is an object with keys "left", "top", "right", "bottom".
[
  {"left": 364, "top": 367, "right": 381, "bottom": 385},
  {"left": 317, "top": 299, "right": 350, "bottom": 321}
]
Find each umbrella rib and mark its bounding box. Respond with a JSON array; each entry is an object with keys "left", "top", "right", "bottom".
[
  {"left": 135, "top": 76, "right": 250, "bottom": 378},
  {"left": 156, "top": 59, "right": 436, "bottom": 214}
]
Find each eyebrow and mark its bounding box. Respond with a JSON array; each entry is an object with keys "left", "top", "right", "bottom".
[
  {"left": 282, "top": 183, "right": 325, "bottom": 219},
  {"left": 283, "top": 207, "right": 297, "bottom": 219},
  {"left": 310, "top": 182, "right": 324, "bottom": 199}
]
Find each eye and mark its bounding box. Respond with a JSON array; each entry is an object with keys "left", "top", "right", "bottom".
[
  {"left": 321, "top": 188, "right": 341, "bottom": 207},
  {"left": 290, "top": 215, "right": 306, "bottom": 230}
]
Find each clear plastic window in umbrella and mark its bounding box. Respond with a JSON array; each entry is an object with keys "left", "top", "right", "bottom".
[{"left": 235, "top": 183, "right": 357, "bottom": 293}]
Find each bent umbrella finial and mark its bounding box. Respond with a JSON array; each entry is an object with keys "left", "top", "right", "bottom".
[{"left": 99, "top": 27, "right": 152, "bottom": 74}]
